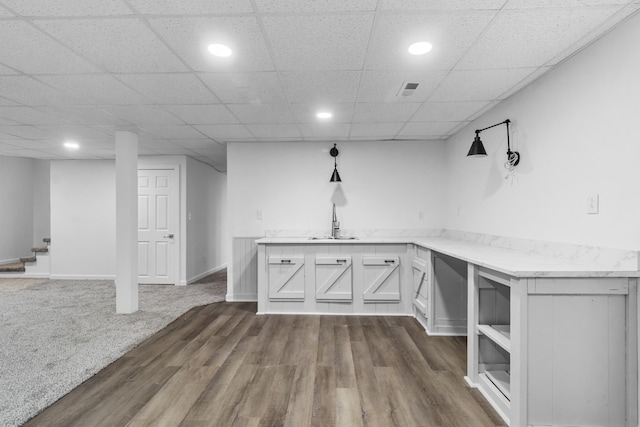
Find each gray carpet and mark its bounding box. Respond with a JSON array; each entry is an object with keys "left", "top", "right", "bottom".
[{"left": 0, "top": 278, "right": 226, "bottom": 426}]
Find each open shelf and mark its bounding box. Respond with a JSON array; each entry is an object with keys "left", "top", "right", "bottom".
[
  {"left": 485, "top": 370, "right": 511, "bottom": 401},
  {"left": 477, "top": 324, "right": 511, "bottom": 353}
]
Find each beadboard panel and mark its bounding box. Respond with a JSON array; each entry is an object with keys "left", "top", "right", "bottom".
[{"left": 230, "top": 236, "right": 261, "bottom": 301}]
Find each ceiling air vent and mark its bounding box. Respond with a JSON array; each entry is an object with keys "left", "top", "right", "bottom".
[{"left": 398, "top": 82, "right": 419, "bottom": 97}]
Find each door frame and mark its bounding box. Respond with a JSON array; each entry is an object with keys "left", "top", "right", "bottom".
[{"left": 138, "top": 163, "right": 180, "bottom": 286}]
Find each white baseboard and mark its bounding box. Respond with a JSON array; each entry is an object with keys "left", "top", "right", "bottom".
[
  {"left": 226, "top": 293, "right": 257, "bottom": 302},
  {"left": 49, "top": 274, "right": 116, "bottom": 280},
  {"left": 187, "top": 264, "right": 227, "bottom": 285}
]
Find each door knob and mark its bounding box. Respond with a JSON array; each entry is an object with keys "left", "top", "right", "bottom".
[{"left": 163, "top": 234, "right": 174, "bottom": 239}]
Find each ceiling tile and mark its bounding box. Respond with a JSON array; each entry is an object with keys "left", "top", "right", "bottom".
[
  {"left": 412, "top": 101, "right": 492, "bottom": 122},
  {"left": 245, "top": 124, "right": 301, "bottom": 138},
  {"left": 148, "top": 16, "right": 274, "bottom": 72},
  {"left": 280, "top": 71, "right": 361, "bottom": 104},
  {"left": 35, "top": 125, "right": 111, "bottom": 140},
  {"left": 254, "top": 0, "right": 377, "bottom": 12},
  {"left": 117, "top": 74, "right": 218, "bottom": 104},
  {"left": 398, "top": 121, "right": 461, "bottom": 136},
  {"left": 0, "top": 0, "right": 133, "bottom": 16},
  {"left": 0, "top": 116, "right": 20, "bottom": 125},
  {"left": 299, "top": 123, "right": 351, "bottom": 138},
  {"left": 0, "top": 64, "right": 18, "bottom": 74},
  {"left": 0, "top": 125, "right": 55, "bottom": 139},
  {"left": 262, "top": 14, "right": 373, "bottom": 70},
  {"left": 0, "top": 148, "right": 59, "bottom": 159},
  {"left": 35, "top": 18, "right": 188, "bottom": 73},
  {"left": 162, "top": 104, "right": 239, "bottom": 124},
  {"left": 0, "top": 5, "right": 13, "bottom": 16},
  {"left": 199, "top": 72, "right": 287, "bottom": 104},
  {"left": 428, "top": 68, "right": 536, "bottom": 101},
  {"left": 0, "top": 76, "right": 78, "bottom": 106},
  {"left": 0, "top": 106, "right": 74, "bottom": 126},
  {"left": 382, "top": 0, "right": 507, "bottom": 10},
  {"left": 101, "top": 105, "right": 184, "bottom": 124},
  {"left": 350, "top": 122, "right": 404, "bottom": 137},
  {"left": 37, "top": 106, "right": 132, "bottom": 126},
  {"left": 193, "top": 124, "right": 253, "bottom": 139},
  {"left": 357, "top": 70, "right": 448, "bottom": 103},
  {"left": 37, "top": 74, "right": 152, "bottom": 106},
  {"left": 176, "top": 138, "right": 225, "bottom": 149},
  {"left": 128, "top": 0, "right": 252, "bottom": 15},
  {"left": 367, "top": 12, "right": 496, "bottom": 71},
  {"left": 457, "top": 8, "right": 623, "bottom": 69},
  {"left": 0, "top": 22, "right": 99, "bottom": 74},
  {"left": 138, "top": 125, "right": 206, "bottom": 139},
  {"left": 505, "top": 0, "right": 632, "bottom": 8},
  {"left": 228, "top": 104, "right": 294, "bottom": 124},
  {"left": 353, "top": 103, "right": 421, "bottom": 123},
  {"left": 291, "top": 103, "right": 355, "bottom": 123}
]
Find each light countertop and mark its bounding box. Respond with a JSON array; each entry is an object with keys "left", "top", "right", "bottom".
[{"left": 255, "top": 237, "right": 640, "bottom": 278}]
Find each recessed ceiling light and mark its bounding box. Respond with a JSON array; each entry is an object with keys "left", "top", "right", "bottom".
[
  {"left": 208, "top": 43, "right": 232, "bottom": 57},
  {"left": 408, "top": 41, "right": 433, "bottom": 55},
  {"left": 63, "top": 141, "right": 79, "bottom": 150},
  {"left": 316, "top": 112, "right": 332, "bottom": 119}
]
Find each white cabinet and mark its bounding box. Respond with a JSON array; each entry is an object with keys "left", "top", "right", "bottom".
[
  {"left": 412, "top": 256, "right": 429, "bottom": 317},
  {"left": 267, "top": 255, "right": 305, "bottom": 300},
  {"left": 315, "top": 255, "right": 352, "bottom": 301},
  {"left": 362, "top": 255, "right": 400, "bottom": 302},
  {"left": 467, "top": 267, "right": 638, "bottom": 427}
]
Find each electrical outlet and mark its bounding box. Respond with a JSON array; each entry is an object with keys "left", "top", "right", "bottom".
[
  {"left": 586, "top": 193, "right": 599, "bottom": 214},
  {"left": 256, "top": 209, "right": 263, "bottom": 220}
]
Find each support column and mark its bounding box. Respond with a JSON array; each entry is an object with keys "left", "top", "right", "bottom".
[{"left": 115, "top": 131, "right": 138, "bottom": 314}]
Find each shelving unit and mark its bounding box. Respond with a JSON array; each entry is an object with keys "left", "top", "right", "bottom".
[{"left": 466, "top": 267, "right": 515, "bottom": 424}]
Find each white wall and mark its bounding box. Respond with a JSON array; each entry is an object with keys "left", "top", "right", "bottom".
[
  {"left": 49, "top": 156, "right": 227, "bottom": 282},
  {"left": 0, "top": 156, "right": 34, "bottom": 263},
  {"left": 32, "top": 159, "right": 50, "bottom": 245},
  {"left": 227, "top": 140, "right": 447, "bottom": 237},
  {"left": 444, "top": 11, "right": 640, "bottom": 251},
  {"left": 50, "top": 160, "right": 116, "bottom": 278},
  {"left": 186, "top": 157, "right": 227, "bottom": 282}
]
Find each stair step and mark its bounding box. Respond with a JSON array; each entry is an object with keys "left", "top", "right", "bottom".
[
  {"left": 20, "top": 256, "right": 37, "bottom": 263},
  {"left": 32, "top": 247, "right": 49, "bottom": 253},
  {"left": 0, "top": 262, "right": 25, "bottom": 272},
  {"left": 43, "top": 237, "right": 51, "bottom": 243}
]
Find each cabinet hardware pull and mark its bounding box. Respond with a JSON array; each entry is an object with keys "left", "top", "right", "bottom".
[
  {"left": 281, "top": 259, "right": 291, "bottom": 263},
  {"left": 384, "top": 259, "right": 395, "bottom": 263},
  {"left": 336, "top": 259, "right": 347, "bottom": 263}
]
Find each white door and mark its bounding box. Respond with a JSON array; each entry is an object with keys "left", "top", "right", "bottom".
[{"left": 138, "top": 167, "right": 179, "bottom": 284}]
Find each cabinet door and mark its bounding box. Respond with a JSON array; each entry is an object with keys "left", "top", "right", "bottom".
[
  {"left": 315, "top": 256, "right": 352, "bottom": 301},
  {"left": 412, "top": 257, "right": 428, "bottom": 316},
  {"left": 268, "top": 255, "right": 304, "bottom": 300},
  {"left": 362, "top": 255, "right": 400, "bottom": 302}
]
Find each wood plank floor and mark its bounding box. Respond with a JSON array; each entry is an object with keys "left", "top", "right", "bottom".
[{"left": 24, "top": 302, "right": 506, "bottom": 427}]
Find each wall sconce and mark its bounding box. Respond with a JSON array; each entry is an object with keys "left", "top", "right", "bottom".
[
  {"left": 329, "top": 143, "right": 342, "bottom": 182},
  {"left": 467, "top": 119, "right": 520, "bottom": 167}
]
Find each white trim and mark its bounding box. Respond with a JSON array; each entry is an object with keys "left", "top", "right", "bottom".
[
  {"left": 50, "top": 274, "right": 115, "bottom": 280},
  {"left": 187, "top": 264, "right": 227, "bottom": 284},
  {"left": 226, "top": 293, "right": 258, "bottom": 302},
  {"left": 256, "top": 310, "right": 411, "bottom": 317}
]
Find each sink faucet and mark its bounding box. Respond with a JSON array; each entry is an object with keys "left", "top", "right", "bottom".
[{"left": 331, "top": 203, "right": 340, "bottom": 239}]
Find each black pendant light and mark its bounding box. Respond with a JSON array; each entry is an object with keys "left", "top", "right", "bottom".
[
  {"left": 329, "top": 143, "right": 342, "bottom": 182},
  {"left": 467, "top": 132, "right": 487, "bottom": 156}
]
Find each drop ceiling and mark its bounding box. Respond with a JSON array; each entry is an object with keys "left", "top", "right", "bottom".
[{"left": 0, "top": 0, "right": 638, "bottom": 173}]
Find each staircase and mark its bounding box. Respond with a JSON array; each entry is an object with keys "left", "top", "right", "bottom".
[{"left": 0, "top": 237, "right": 51, "bottom": 276}]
